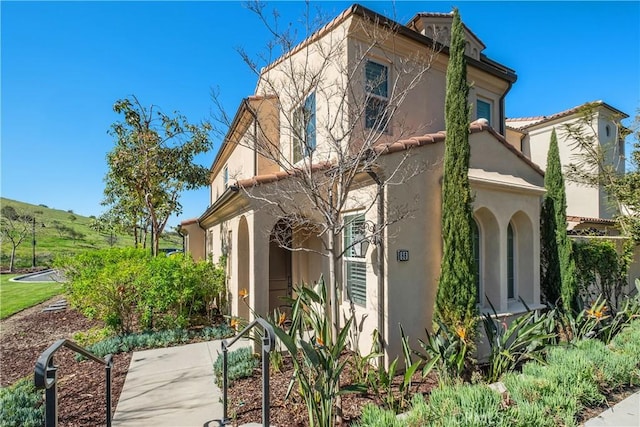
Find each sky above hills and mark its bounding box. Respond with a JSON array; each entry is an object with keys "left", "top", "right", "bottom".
[{"left": 2, "top": 1, "right": 638, "bottom": 227}]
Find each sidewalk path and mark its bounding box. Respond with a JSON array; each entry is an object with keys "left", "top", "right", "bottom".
[
  {"left": 112, "top": 339, "right": 252, "bottom": 427},
  {"left": 582, "top": 391, "right": 640, "bottom": 426}
]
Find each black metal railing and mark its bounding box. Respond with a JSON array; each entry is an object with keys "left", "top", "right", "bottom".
[
  {"left": 34, "top": 339, "right": 114, "bottom": 427},
  {"left": 221, "top": 318, "right": 275, "bottom": 426}
]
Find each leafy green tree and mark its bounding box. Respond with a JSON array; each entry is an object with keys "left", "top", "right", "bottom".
[
  {"left": 543, "top": 129, "right": 578, "bottom": 313},
  {"left": 434, "top": 8, "right": 477, "bottom": 335},
  {"left": 563, "top": 106, "right": 640, "bottom": 242},
  {"left": 104, "top": 96, "right": 213, "bottom": 255}
]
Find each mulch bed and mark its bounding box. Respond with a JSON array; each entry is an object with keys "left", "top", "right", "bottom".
[
  {"left": 227, "top": 352, "right": 439, "bottom": 426},
  {"left": 0, "top": 297, "right": 131, "bottom": 426}
]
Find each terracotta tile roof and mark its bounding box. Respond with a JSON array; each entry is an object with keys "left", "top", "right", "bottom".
[
  {"left": 233, "top": 161, "right": 333, "bottom": 189},
  {"left": 261, "top": 4, "right": 515, "bottom": 83},
  {"left": 373, "top": 118, "right": 544, "bottom": 175},
  {"left": 566, "top": 215, "right": 617, "bottom": 225},
  {"left": 180, "top": 218, "right": 199, "bottom": 226},
  {"left": 230, "top": 119, "right": 544, "bottom": 191},
  {"left": 506, "top": 100, "right": 628, "bottom": 130}
]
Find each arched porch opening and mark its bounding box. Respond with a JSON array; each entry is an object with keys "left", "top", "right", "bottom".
[
  {"left": 510, "top": 211, "right": 534, "bottom": 304},
  {"left": 269, "top": 219, "right": 293, "bottom": 314},
  {"left": 237, "top": 216, "right": 251, "bottom": 320},
  {"left": 475, "top": 207, "right": 500, "bottom": 307}
]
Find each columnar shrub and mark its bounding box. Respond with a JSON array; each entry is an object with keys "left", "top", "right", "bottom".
[
  {"left": 435, "top": 7, "right": 477, "bottom": 340},
  {"left": 541, "top": 129, "right": 578, "bottom": 313}
]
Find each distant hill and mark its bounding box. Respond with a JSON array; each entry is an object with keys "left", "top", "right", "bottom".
[{"left": 1, "top": 197, "right": 182, "bottom": 270}]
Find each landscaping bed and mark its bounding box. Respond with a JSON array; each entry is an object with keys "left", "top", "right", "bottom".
[{"left": 0, "top": 296, "right": 131, "bottom": 426}]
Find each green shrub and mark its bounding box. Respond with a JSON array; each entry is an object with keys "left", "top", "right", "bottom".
[
  {"left": 426, "top": 383, "right": 503, "bottom": 426},
  {"left": 354, "top": 404, "right": 404, "bottom": 427},
  {"left": 213, "top": 346, "right": 258, "bottom": 387},
  {"left": 574, "top": 339, "right": 639, "bottom": 389},
  {"left": 0, "top": 377, "right": 44, "bottom": 427},
  {"left": 56, "top": 248, "right": 227, "bottom": 334},
  {"left": 81, "top": 325, "right": 234, "bottom": 358}
]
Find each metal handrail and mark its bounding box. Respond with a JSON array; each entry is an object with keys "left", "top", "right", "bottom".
[
  {"left": 34, "top": 339, "right": 114, "bottom": 427},
  {"left": 221, "top": 318, "right": 275, "bottom": 426}
]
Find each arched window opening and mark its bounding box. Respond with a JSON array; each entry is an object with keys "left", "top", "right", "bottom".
[
  {"left": 472, "top": 219, "right": 481, "bottom": 303},
  {"left": 507, "top": 222, "right": 515, "bottom": 299}
]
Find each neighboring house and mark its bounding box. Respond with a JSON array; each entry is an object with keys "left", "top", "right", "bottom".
[
  {"left": 506, "top": 101, "right": 627, "bottom": 222},
  {"left": 506, "top": 102, "right": 640, "bottom": 293},
  {"left": 182, "top": 4, "right": 547, "bottom": 361}
]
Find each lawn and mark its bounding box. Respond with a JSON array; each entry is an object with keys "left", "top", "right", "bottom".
[{"left": 0, "top": 274, "right": 65, "bottom": 319}]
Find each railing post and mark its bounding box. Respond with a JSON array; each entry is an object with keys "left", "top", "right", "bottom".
[
  {"left": 105, "top": 355, "right": 113, "bottom": 427},
  {"left": 45, "top": 359, "right": 58, "bottom": 427},
  {"left": 222, "top": 341, "right": 229, "bottom": 425},
  {"left": 262, "top": 333, "right": 270, "bottom": 427}
]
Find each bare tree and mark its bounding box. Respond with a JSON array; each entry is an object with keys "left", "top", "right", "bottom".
[
  {"left": 211, "top": 3, "right": 442, "bottom": 344},
  {"left": 1, "top": 206, "right": 32, "bottom": 272}
]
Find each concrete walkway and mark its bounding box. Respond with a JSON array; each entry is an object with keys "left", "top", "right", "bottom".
[
  {"left": 582, "top": 391, "right": 640, "bottom": 426},
  {"left": 112, "top": 339, "right": 253, "bottom": 427},
  {"left": 113, "top": 340, "right": 639, "bottom": 426}
]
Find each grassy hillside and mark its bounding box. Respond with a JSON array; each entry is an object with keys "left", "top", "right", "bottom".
[{"left": 1, "top": 197, "right": 182, "bottom": 270}]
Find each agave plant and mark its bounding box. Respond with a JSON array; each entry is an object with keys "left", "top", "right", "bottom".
[{"left": 482, "top": 299, "right": 556, "bottom": 383}]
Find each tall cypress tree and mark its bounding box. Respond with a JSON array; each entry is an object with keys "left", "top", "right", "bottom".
[
  {"left": 542, "top": 129, "right": 578, "bottom": 312},
  {"left": 435, "top": 9, "right": 477, "bottom": 331}
]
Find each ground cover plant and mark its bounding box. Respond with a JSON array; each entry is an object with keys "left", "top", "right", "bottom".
[
  {"left": 352, "top": 319, "right": 640, "bottom": 427},
  {"left": 0, "top": 273, "right": 64, "bottom": 319}
]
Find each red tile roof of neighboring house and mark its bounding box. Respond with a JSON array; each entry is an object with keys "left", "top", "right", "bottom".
[
  {"left": 566, "top": 216, "right": 617, "bottom": 225},
  {"left": 506, "top": 100, "right": 628, "bottom": 130}
]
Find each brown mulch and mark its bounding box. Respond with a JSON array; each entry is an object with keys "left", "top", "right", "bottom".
[
  {"left": 227, "top": 352, "right": 439, "bottom": 426},
  {"left": 0, "top": 296, "right": 131, "bottom": 426}
]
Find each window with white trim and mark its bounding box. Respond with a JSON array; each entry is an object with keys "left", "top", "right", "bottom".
[
  {"left": 344, "top": 213, "right": 367, "bottom": 307},
  {"left": 293, "top": 92, "right": 316, "bottom": 163},
  {"left": 223, "top": 165, "right": 229, "bottom": 189},
  {"left": 365, "top": 60, "right": 389, "bottom": 132}
]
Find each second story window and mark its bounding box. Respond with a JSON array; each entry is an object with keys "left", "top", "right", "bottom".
[
  {"left": 477, "top": 99, "right": 492, "bottom": 124},
  {"left": 365, "top": 60, "right": 389, "bottom": 132},
  {"left": 223, "top": 165, "right": 229, "bottom": 189},
  {"left": 293, "top": 92, "right": 316, "bottom": 163}
]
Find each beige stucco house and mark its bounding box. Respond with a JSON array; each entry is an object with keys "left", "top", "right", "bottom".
[
  {"left": 181, "top": 4, "right": 549, "bottom": 361},
  {"left": 506, "top": 102, "right": 640, "bottom": 292}
]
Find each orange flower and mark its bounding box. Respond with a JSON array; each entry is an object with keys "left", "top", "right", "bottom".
[
  {"left": 277, "top": 312, "right": 287, "bottom": 327},
  {"left": 230, "top": 318, "right": 239, "bottom": 329},
  {"left": 587, "top": 306, "right": 608, "bottom": 321},
  {"left": 316, "top": 336, "right": 324, "bottom": 346},
  {"left": 239, "top": 288, "right": 248, "bottom": 299},
  {"left": 455, "top": 325, "right": 467, "bottom": 341}
]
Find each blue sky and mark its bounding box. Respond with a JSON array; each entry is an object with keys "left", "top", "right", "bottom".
[{"left": 2, "top": 1, "right": 639, "bottom": 228}]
